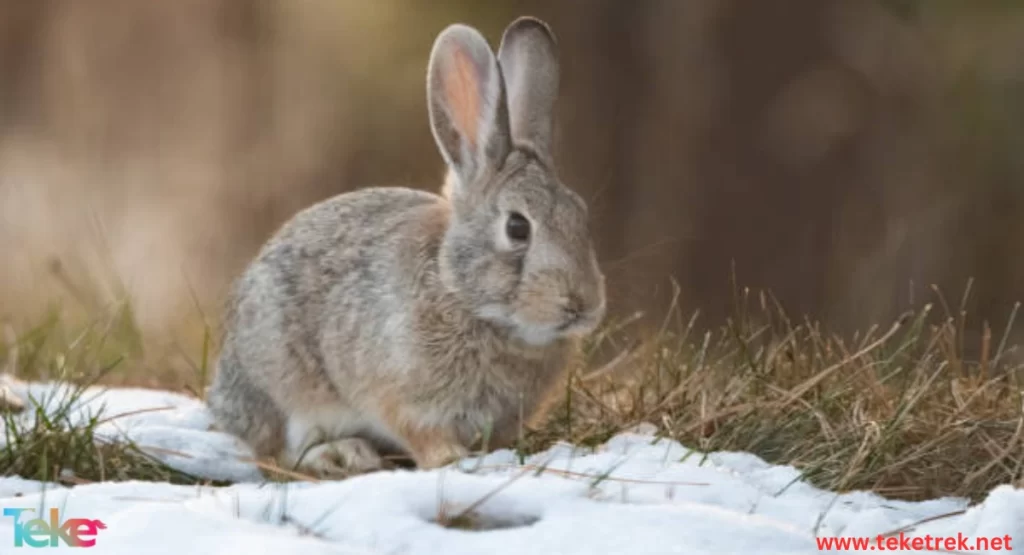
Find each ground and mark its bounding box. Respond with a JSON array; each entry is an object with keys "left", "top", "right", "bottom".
[{"left": 0, "top": 381, "right": 1021, "bottom": 554}]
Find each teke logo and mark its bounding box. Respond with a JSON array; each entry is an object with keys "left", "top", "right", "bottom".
[{"left": 3, "top": 508, "right": 106, "bottom": 548}]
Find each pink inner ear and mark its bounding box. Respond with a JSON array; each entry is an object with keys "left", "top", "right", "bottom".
[{"left": 443, "top": 47, "right": 481, "bottom": 149}]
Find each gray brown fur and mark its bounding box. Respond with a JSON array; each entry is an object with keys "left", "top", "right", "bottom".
[{"left": 206, "top": 16, "right": 605, "bottom": 477}]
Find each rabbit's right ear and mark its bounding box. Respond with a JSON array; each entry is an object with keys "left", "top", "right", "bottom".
[
  {"left": 427, "top": 24, "right": 512, "bottom": 195},
  {"left": 497, "top": 17, "right": 559, "bottom": 157}
]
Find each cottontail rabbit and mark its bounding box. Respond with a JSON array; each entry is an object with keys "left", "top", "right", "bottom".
[{"left": 207, "top": 16, "right": 605, "bottom": 478}]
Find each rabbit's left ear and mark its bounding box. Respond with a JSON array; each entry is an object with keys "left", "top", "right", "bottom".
[
  {"left": 497, "top": 17, "right": 560, "bottom": 156},
  {"left": 428, "top": 24, "right": 512, "bottom": 193}
]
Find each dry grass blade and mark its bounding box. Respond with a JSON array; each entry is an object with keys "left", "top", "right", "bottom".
[{"left": 472, "top": 464, "right": 710, "bottom": 487}]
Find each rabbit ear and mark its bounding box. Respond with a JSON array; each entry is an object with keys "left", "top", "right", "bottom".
[
  {"left": 497, "top": 17, "right": 559, "bottom": 156},
  {"left": 428, "top": 24, "right": 512, "bottom": 193}
]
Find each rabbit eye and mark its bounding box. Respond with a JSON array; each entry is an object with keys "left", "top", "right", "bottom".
[{"left": 506, "top": 212, "right": 531, "bottom": 242}]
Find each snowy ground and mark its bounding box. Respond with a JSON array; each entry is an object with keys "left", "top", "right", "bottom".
[{"left": 0, "top": 381, "right": 1021, "bottom": 554}]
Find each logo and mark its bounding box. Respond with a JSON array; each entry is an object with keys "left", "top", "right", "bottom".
[{"left": 3, "top": 508, "right": 106, "bottom": 548}]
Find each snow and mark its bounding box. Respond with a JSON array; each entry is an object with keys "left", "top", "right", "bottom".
[{"left": 0, "top": 381, "right": 1021, "bottom": 554}]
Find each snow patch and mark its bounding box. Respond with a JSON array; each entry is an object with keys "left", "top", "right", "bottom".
[{"left": 0, "top": 382, "right": 1020, "bottom": 554}]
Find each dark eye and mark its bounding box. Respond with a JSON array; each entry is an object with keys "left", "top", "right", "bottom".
[{"left": 506, "top": 212, "right": 530, "bottom": 242}]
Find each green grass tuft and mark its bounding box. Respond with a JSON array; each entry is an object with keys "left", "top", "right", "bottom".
[{"left": 0, "top": 305, "right": 225, "bottom": 487}]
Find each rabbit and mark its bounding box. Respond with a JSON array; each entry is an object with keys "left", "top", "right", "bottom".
[{"left": 206, "top": 16, "right": 606, "bottom": 478}]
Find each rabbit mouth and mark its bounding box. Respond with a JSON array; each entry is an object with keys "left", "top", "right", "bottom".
[
  {"left": 555, "top": 310, "right": 602, "bottom": 336},
  {"left": 556, "top": 297, "right": 605, "bottom": 336},
  {"left": 557, "top": 314, "right": 583, "bottom": 333},
  {"left": 478, "top": 303, "right": 601, "bottom": 344},
  {"left": 506, "top": 315, "right": 591, "bottom": 346}
]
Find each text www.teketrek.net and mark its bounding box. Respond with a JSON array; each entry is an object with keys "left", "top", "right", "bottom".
[{"left": 816, "top": 533, "right": 1013, "bottom": 551}]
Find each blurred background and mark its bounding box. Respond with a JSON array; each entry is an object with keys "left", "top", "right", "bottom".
[{"left": 2, "top": 0, "right": 1024, "bottom": 382}]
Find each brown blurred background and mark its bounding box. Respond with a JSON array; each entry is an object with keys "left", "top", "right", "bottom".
[{"left": 2, "top": 0, "right": 1024, "bottom": 370}]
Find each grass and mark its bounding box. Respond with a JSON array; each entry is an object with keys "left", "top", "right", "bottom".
[
  {"left": 1, "top": 283, "right": 1023, "bottom": 503},
  {"left": 0, "top": 304, "right": 222, "bottom": 487},
  {"left": 527, "top": 283, "right": 1024, "bottom": 502},
  {"left": 1, "top": 391, "right": 212, "bottom": 486}
]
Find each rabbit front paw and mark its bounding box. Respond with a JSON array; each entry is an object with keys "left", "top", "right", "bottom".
[{"left": 294, "top": 438, "right": 384, "bottom": 479}]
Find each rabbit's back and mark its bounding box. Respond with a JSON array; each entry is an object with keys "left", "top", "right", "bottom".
[{"left": 262, "top": 186, "right": 440, "bottom": 276}]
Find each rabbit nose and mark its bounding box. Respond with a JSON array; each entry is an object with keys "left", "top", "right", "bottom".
[
  {"left": 561, "top": 294, "right": 585, "bottom": 321},
  {"left": 558, "top": 295, "right": 584, "bottom": 331}
]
